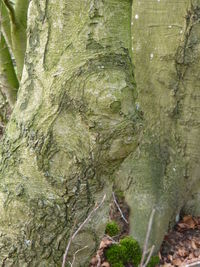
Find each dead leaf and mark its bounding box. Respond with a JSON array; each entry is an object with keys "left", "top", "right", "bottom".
[
  {"left": 182, "top": 215, "right": 196, "bottom": 229},
  {"left": 178, "top": 248, "right": 188, "bottom": 257},
  {"left": 99, "top": 238, "right": 112, "bottom": 249},
  {"left": 168, "top": 254, "right": 173, "bottom": 261},
  {"left": 183, "top": 215, "right": 193, "bottom": 222},
  {"left": 101, "top": 262, "right": 110, "bottom": 267},
  {"left": 188, "top": 253, "right": 194, "bottom": 260},
  {"left": 90, "top": 256, "right": 97, "bottom": 265},
  {"left": 194, "top": 249, "right": 200, "bottom": 257},
  {"left": 172, "top": 258, "right": 183, "bottom": 266},
  {"left": 191, "top": 240, "right": 198, "bottom": 250},
  {"left": 193, "top": 217, "right": 199, "bottom": 225},
  {"left": 178, "top": 223, "right": 188, "bottom": 229}
]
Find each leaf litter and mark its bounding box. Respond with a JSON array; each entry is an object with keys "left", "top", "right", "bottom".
[
  {"left": 160, "top": 215, "right": 200, "bottom": 267},
  {"left": 90, "top": 215, "right": 200, "bottom": 267}
]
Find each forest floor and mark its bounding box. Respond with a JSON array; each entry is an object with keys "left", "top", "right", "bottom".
[
  {"left": 159, "top": 215, "right": 200, "bottom": 266},
  {"left": 90, "top": 194, "right": 200, "bottom": 267}
]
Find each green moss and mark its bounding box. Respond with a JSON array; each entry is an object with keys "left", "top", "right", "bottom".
[
  {"left": 114, "top": 189, "right": 124, "bottom": 201},
  {"left": 105, "top": 244, "right": 126, "bottom": 264},
  {"left": 120, "top": 236, "right": 142, "bottom": 266},
  {"left": 105, "top": 236, "right": 142, "bottom": 267},
  {"left": 110, "top": 101, "right": 121, "bottom": 112},
  {"left": 105, "top": 221, "right": 120, "bottom": 237},
  {"left": 147, "top": 255, "right": 160, "bottom": 267},
  {"left": 112, "top": 263, "right": 124, "bottom": 267}
]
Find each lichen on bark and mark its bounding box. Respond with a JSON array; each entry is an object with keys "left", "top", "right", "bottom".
[
  {"left": 0, "top": 0, "right": 199, "bottom": 266},
  {"left": 0, "top": 0, "right": 138, "bottom": 266}
]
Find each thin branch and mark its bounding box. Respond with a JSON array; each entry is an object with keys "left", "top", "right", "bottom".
[
  {"left": 2, "top": 0, "right": 16, "bottom": 25},
  {"left": 62, "top": 194, "right": 106, "bottom": 267},
  {"left": 144, "top": 247, "right": 151, "bottom": 256},
  {"left": 112, "top": 191, "right": 128, "bottom": 224},
  {"left": 144, "top": 245, "right": 155, "bottom": 267},
  {"left": 72, "top": 194, "right": 106, "bottom": 243},
  {"left": 62, "top": 220, "right": 77, "bottom": 267},
  {"left": 140, "top": 208, "right": 156, "bottom": 267},
  {"left": 70, "top": 246, "right": 88, "bottom": 267},
  {"left": 185, "top": 260, "right": 200, "bottom": 267}
]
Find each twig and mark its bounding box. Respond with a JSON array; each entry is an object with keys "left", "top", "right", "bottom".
[
  {"left": 62, "top": 220, "right": 77, "bottom": 267},
  {"left": 144, "top": 247, "right": 151, "bottom": 256},
  {"left": 185, "top": 260, "right": 200, "bottom": 267},
  {"left": 140, "top": 208, "right": 156, "bottom": 267},
  {"left": 112, "top": 191, "right": 128, "bottom": 224},
  {"left": 62, "top": 194, "right": 106, "bottom": 267},
  {"left": 143, "top": 245, "right": 155, "bottom": 267},
  {"left": 70, "top": 245, "right": 88, "bottom": 267}
]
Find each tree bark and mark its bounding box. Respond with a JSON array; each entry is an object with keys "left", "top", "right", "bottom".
[
  {"left": 115, "top": 0, "right": 200, "bottom": 249},
  {"left": 0, "top": 0, "right": 199, "bottom": 266},
  {"left": 0, "top": 0, "right": 137, "bottom": 266}
]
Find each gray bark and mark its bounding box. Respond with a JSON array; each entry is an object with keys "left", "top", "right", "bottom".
[
  {"left": 0, "top": 0, "right": 136, "bottom": 266},
  {"left": 0, "top": 0, "right": 199, "bottom": 266}
]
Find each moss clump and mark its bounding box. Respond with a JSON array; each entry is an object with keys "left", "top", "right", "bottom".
[
  {"left": 105, "top": 221, "right": 120, "bottom": 237},
  {"left": 114, "top": 189, "right": 124, "bottom": 201},
  {"left": 112, "top": 263, "right": 124, "bottom": 267},
  {"left": 147, "top": 255, "right": 160, "bottom": 267},
  {"left": 120, "top": 236, "right": 142, "bottom": 266},
  {"left": 105, "top": 236, "right": 142, "bottom": 266},
  {"left": 105, "top": 244, "right": 126, "bottom": 264}
]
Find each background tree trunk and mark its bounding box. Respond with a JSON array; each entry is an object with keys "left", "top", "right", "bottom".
[
  {"left": 0, "top": 0, "right": 199, "bottom": 266},
  {"left": 115, "top": 0, "right": 200, "bottom": 249}
]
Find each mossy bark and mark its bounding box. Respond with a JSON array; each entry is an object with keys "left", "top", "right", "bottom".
[
  {"left": 0, "top": 0, "right": 199, "bottom": 266},
  {"left": 0, "top": 0, "right": 137, "bottom": 266}
]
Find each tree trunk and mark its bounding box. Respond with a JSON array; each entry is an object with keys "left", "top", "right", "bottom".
[
  {"left": 0, "top": 0, "right": 199, "bottom": 266},
  {"left": 0, "top": 0, "right": 137, "bottom": 266},
  {"left": 117, "top": 0, "right": 200, "bottom": 248}
]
